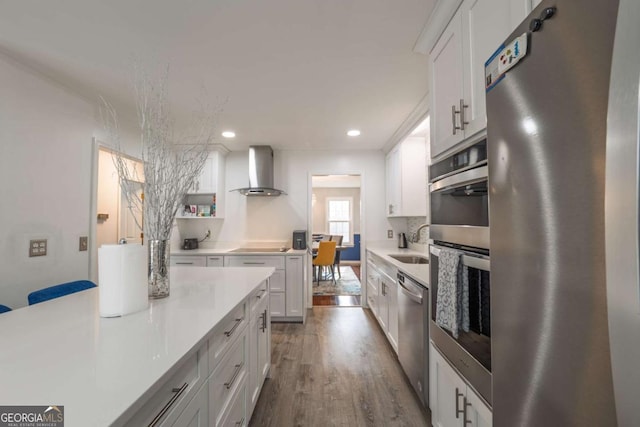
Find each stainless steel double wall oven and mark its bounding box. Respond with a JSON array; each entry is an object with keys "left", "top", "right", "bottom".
[{"left": 429, "top": 139, "right": 492, "bottom": 405}]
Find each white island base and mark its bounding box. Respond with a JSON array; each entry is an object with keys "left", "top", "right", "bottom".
[{"left": 0, "top": 266, "right": 274, "bottom": 427}]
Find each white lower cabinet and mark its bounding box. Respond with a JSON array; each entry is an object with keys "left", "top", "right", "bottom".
[
  {"left": 248, "top": 285, "right": 271, "bottom": 414},
  {"left": 171, "top": 256, "right": 207, "bottom": 267},
  {"left": 173, "top": 383, "right": 209, "bottom": 427},
  {"left": 209, "top": 326, "right": 247, "bottom": 426},
  {"left": 365, "top": 260, "right": 379, "bottom": 317},
  {"left": 366, "top": 251, "right": 399, "bottom": 354},
  {"left": 125, "top": 280, "right": 271, "bottom": 427},
  {"left": 285, "top": 255, "right": 304, "bottom": 317},
  {"left": 224, "top": 254, "right": 305, "bottom": 322},
  {"left": 430, "top": 343, "right": 492, "bottom": 427},
  {"left": 123, "top": 344, "right": 208, "bottom": 426}
]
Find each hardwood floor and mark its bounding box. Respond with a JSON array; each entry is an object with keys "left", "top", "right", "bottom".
[
  {"left": 313, "top": 295, "right": 361, "bottom": 306},
  {"left": 250, "top": 307, "right": 432, "bottom": 427}
]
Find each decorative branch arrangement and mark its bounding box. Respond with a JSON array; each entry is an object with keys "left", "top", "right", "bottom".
[{"left": 102, "top": 65, "right": 221, "bottom": 241}]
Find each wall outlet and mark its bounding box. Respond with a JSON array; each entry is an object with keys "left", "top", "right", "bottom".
[
  {"left": 79, "top": 236, "right": 88, "bottom": 251},
  {"left": 387, "top": 230, "right": 394, "bottom": 238},
  {"left": 29, "top": 239, "right": 47, "bottom": 257}
]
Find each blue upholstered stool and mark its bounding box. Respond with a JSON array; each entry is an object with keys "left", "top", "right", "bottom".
[
  {"left": 0, "top": 304, "right": 11, "bottom": 314},
  {"left": 28, "top": 280, "right": 97, "bottom": 305}
]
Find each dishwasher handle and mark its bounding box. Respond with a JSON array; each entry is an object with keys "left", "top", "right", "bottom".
[{"left": 398, "top": 279, "right": 423, "bottom": 304}]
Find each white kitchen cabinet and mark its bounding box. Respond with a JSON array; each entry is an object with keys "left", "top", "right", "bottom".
[
  {"left": 172, "top": 383, "right": 209, "bottom": 427},
  {"left": 386, "top": 145, "right": 402, "bottom": 216},
  {"left": 430, "top": 343, "right": 492, "bottom": 427},
  {"left": 124, "top": 342, "right": 208, "bottom": 426},
  {"left": 206, "top": 256, "right": 224, "bottom": 267},
  {"left": 430, "top": 0, "right": 533, "bottom": 159},
  {"left": 365, "top": 259, "right": 380, "bottom": 317},
  {"left": 385, "top": 137, "right": 427, "bottom": 217},
  {"left": 171, "top": 255, "right": 207, "bottom": 267},
  {"left": 191, "top": 150, "right": 224, "bottom": 195},
  {"left": 224, "top": 254, "right": 304, "bottom": 322},
  {"left": 248, "top": 282, "right": 270, "bottom": 415},
  {"left": 209, "top": 325, "right": 247, "bottom": 427},
  {"left": 285, "top": 255, "right": 305, "bottom": 318},
  {"left": 182, "top": 150, "right": 226, "bottom": 218},
  {"left": 367, "top": 251, "right": 399, "bottom": 353}
]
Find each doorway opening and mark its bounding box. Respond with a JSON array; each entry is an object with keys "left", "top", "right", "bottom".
[
  {"left": 90, "top": 144, "right": 144, "bottom": 282},
  {"left": 311, "top": 174, "right": 362, "bottom": 307}
]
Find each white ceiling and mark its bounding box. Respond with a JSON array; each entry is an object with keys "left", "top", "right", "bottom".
[{"left": 0, "top": 0, "right": 435, "bottom": 151}]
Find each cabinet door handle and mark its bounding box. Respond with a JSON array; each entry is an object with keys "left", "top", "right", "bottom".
[
  {"left": 262, "top": 308, "right": 268, "bottom": 332},
  {"left": 463, "top": 397, "right": 472, "bottom": 424},
  {"left": 256, "top": 289, "right": 267, "bottom": 299},
  {"left": 235, "top": 417, "right": 245, "bottom": 426},
  {"left": 452, "top": 104, "right": 461, "bottom": 135},
  {"left": 224, "top": 362, "right": 244, "bottom": 389},
  {"left": 148, "top": 382, "right": 188, "bottom": 427},
  {"left": 388, "top": 204, "right": 394, "bottom": 215},
  {"left": 460, "top": 99, "right": 469, "bottom": 130},
  {"left": 224, "top": 318, "right": 244, "bottom": 337},
  {"left": 455, "top": 387, "right": 465, "bottom": 419}
]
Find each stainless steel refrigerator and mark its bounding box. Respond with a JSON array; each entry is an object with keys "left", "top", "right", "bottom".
[{"left": 485, "top": 0, "right": 624, "bottom": 425}]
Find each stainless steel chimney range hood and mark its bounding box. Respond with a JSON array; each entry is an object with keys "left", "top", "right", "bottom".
[{"left": 231, "top": 145, "right": 287, "bottom": 196}]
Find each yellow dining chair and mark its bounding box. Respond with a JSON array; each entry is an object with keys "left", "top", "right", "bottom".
[{"left": 313, "top": 241, "right": 337, "bottom": 285}]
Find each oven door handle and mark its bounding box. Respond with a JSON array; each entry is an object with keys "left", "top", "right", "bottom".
[
  {"left": 430, "top": 165, "right": 488, "bottom": 193},
  {"left": 430, "top": 245, "right": 490, "bottom": 272}
]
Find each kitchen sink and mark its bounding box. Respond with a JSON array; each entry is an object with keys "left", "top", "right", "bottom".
[{"left": 388, "top": 254, "right": 429, "bottom": 264}]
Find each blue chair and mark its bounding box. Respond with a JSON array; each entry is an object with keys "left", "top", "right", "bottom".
[
  {"left": 0, "top": 304, "right": 11, "bottom": 314},
  {"left": 28, "top": 280, "right": 97, "bottom": 305}
]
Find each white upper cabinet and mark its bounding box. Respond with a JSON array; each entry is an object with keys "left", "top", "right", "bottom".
[
  {"left": 191, "top": 150, "right": 225, "bottom": 195},
  {"left": 430, "top": 0, "right": 534, "bottom": 159},
  {"left": 430, "top": 9, "right": 465, "bottom": 158},
  {"left": 385, "top": 136, "right": 427, "bottom": 217}
]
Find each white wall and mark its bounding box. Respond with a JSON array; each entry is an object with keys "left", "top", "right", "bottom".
[
  {"left": 176, "top": 149, "right": 391, "bottom": 248},
  {"left": 0, "top": 53, "right": 137, "bottom": 309},
  {"left": 0, "top": 54, "right": 95, "bottom": 308}
]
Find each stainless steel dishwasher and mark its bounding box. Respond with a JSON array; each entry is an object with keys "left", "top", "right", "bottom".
[{"left": 397, "top": 271, "right": 428, "bottom": 407}]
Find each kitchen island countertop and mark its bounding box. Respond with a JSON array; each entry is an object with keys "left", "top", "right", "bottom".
[{"left": 0, "top": 266, "right": 274, "bottom": 426}]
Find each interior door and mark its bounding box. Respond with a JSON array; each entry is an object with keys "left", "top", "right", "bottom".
[{"left": 120, "top": 179, "right": 143, "bottom": 244}]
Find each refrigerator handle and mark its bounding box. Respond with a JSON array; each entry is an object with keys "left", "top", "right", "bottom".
[{"left": 460, "top": 99, "right": 469, "bottom": 130}]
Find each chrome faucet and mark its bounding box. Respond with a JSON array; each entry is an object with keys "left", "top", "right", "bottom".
[{"left": 412, "top": 224, "right": 429, "bottom": 243}]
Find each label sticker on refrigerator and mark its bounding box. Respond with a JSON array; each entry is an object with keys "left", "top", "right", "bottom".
[{"left": 485, "top": 33, "right": 529, "bottom": 93}]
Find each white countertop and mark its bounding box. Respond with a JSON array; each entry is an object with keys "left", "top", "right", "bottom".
[
  {"left": 366, "top": 244, "right": 429, "bottom": 286},
  {"left": 0, "top": 267, "right": 274, "bottom": 426}
]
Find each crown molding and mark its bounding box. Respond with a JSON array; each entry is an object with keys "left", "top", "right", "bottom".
[
  {"left": 382, "top": 92, "right": 430, "bottom": 154},
  {"left": 413, "top": 0, "right": 464, "bottom": 55}
]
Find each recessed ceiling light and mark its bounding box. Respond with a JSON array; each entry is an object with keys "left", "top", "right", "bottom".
[
  {"left": 347, "top": 130, "right": 361, "bottom": 137},
  {"left": 222, "top": 131, "right": 236, "bottom": 138}
]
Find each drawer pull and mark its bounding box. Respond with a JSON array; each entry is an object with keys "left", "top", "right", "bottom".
[
  {"left": 243, "top": 262, "right": 266, "bottom": 265},
  {"left": 224, "top": 318, "right": 244, "bottom": 337},
  {"left": 176, "top": 262, "right": 193, "bottom": 265},
  {"left": 224, "top": 362, "right": 244, "bottom": 389},
  {"left": 256, "top": 289, "right": 266, "bottom": 299},
  {"left": 148, "top": 382, "right": 188, "bottom": 427},
  {"left": 235, "top": 417, "right": 245, "bottom": 426}
]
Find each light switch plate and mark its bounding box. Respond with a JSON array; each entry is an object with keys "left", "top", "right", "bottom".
[
  {"left": 387, "top": 230, "right": 393, "bottom": 238},
  {"left": 29, "top": 239, "right": 47, "bottom": 257},
  {"left": 79, "top": 236, "right": 88, "bottom": 251}
]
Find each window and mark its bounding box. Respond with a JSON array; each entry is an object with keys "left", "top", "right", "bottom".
[{"left": 327, "top": 197, "right": 352, "bottom": 244}]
